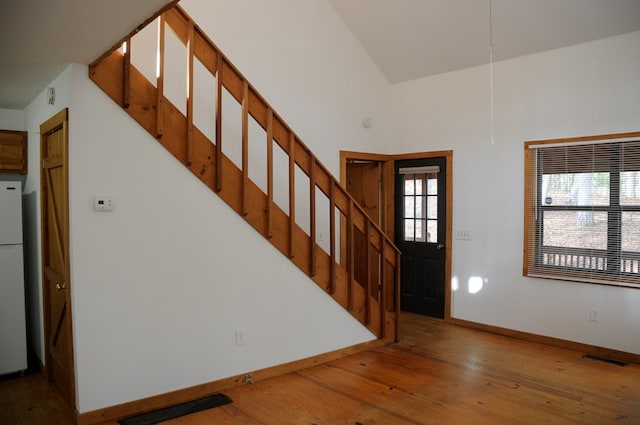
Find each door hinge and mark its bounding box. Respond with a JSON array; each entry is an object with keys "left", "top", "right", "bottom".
[{"left": 42, "top": 159, "right": 47, "bottom": 168}]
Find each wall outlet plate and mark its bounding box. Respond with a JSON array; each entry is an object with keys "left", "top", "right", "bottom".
[{"left": 455, "top": 230, "right": 472, "bottom": 240}]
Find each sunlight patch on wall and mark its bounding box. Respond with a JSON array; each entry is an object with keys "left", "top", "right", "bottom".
[{"left": 468, "top": 276, "right": 487, "bottom": 294}]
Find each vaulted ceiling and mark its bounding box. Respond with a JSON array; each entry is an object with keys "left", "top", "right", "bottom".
[
  {"left": 328, "top": 0, "right": 640, "bottom": 83},
  {"left": 1, "top": 0, "right": 640, "bottom": 109}
]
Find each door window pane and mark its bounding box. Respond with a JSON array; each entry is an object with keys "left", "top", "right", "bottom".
[
  {"left": 427, "top": 196, "right": 437, "bottom": 219},
  {"left": 415, "top": 196, "right": 424, "bottom": 218},
  {"left": 404, "top": 196, "right": 415, "bottom": 218},
  {"left": 404, "top": 176, "right": 415, "bottom": 195},
  {"left": 415, "top": 177, "right": 424, "bottom": 195},
  {"left": 404, "top": 219, "right": 426, "bottom": 242},
  {"left": 404, "top": 219, "right": 414, "bottom": 241},
  {"left": 416, "top": 219, "right": 426, "bottom": 242},
  {"left": 427, "top": 220, "right": 437, "bottom": 242},
  {"left": 427, "top": 173, "right": 438, "bottom": 195},
  {"left": 403, "top": 172, "right": 438, "bottom": 243}
]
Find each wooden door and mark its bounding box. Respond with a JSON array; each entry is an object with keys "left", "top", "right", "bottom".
[
  {"left": 394, "top": 157, "right": 447, "bottom": 318},
  {"left": 40, "top": 109, "right": 74, "bottom": 409},
  {"left": 346, "top": 161, "right": 381, "bottom": 294},
  {"left": 346, "top": 161, "right": 381, "bottom": 224}
]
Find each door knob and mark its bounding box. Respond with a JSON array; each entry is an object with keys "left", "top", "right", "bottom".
[
  {"left": 55, "top": 281, "right": 66, "bottom": 291},
  {"left": 436, "top": 244, "right": 445, "bottom": 250}
]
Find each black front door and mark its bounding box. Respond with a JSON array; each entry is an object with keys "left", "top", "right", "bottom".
[{"left": 395, "top": 157, "right": 446, "bottom": 318}]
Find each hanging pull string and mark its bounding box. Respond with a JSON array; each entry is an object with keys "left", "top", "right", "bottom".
[
  {"left": 490, "top": 46, "right": 494, "bottom": 145},
  {"left": 489, "top": 0, "right": 495, "bottom": 145}
]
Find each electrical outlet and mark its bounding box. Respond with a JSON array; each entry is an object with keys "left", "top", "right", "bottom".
[
  {"left": 235, "top": 329, "right": 245, "bottom": 345},
  {"left": 455, "top": 230, "right": 472, "bottom": 240},
  {"left": 589, "top": 309, "right": 600, "bottom": 322}
]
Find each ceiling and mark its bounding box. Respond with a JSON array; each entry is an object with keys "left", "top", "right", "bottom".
[
  {"left": 328, "top": 0, "right": 640, "bottom": 83},
  {"left": 2, "top": 0, "right": 640, "bottom": 110},
  {"left": 0, "top": 0, "right": 172, "bottom": 110}
]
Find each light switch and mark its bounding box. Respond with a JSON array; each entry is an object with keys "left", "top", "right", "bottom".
[{"left": 455, "top": 230, "right": 472, "bottom": 240}]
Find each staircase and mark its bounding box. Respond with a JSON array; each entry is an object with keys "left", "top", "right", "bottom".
[{"left": 89, "top": 4, "right": 400, "bottom": 342}]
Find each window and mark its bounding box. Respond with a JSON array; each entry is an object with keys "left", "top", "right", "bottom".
[
  {"left": 399, "top": 166, "right": 439, "bottom": 243},
  {"left": 524, "top": 133, "right": 640, "bottom": 288}
]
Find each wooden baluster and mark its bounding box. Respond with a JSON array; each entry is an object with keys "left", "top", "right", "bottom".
[
  {"left": 309, "top": 158, "right": 317, "bottom": 277},
  {"left": 329, "top": 180, "right": 336, "bottom": 294},
  {"left": 123, "top": 37, "right": 131, "bottom": 109},
  {"left": 365, "top": 219, "right": 371, "bottom": 325},
  {"left": 214, "top": 53, "right": 222, "bottom": 192},
  {"left": 288, "top": 133, "right": 295, "bottom": 258},
  {"left": 347, "top": 199, "right": 354, "bottom": 311},
  {"left": 380, "top": 237, "right": 387, "bottom": 339},
  {"left": 395, "top": 250, "right": 401, "bottom": 342},
  {"left": 156, "top": 17, "right": 165, "bottom": 138},
  {"left": 241, "top": 80, "right": 249, "bottom": 216},
  {"left": 186, "top": 21, "right": 195, "bottom": 166},
  {"left": 266, "top": 109, "right": 274, "bottom": 239}
]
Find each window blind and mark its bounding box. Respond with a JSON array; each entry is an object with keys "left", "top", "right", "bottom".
[{"left": 523, "top": 134, "right": 640, "bottom": 288}]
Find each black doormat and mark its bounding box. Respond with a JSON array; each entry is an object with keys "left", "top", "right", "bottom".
[{"left": 118, "top": 393, "right": 233, "bottom": 425}]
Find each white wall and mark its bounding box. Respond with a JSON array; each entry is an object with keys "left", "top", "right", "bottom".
[
  {"left": 0, "top": 109, "right": 24, "bottom": 130},
  {"left": 61, "top": 0, "right": 392, "bottom": 413},
  {"left": 391, "top": 31, "right": 640, "bottom": 355},
  {"left": 68, "top": 61, "right": 375, "bottom": 412},
  {"left": 181, "top": 0, "right": 393, "bottom": 167},
  {"left": 130, "top": 0, "right": 392, "bottom": 253}
]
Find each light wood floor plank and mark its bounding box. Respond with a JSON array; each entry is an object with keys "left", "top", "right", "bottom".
[{"left": 1, "top": 314, "right": 638, "bottom": 424}]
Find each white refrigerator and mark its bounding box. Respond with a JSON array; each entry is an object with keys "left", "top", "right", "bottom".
[{"left": 0, "top": 180, "right": 27, "bottom": 375}]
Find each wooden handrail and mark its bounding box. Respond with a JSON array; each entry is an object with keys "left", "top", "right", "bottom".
[{"left": 89, "top": 3, "right": 401, "bottom": 341}]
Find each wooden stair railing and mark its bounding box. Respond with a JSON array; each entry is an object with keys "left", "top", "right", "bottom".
[{"left": 89, "top": 4, "right": 400, "bottom": 342}]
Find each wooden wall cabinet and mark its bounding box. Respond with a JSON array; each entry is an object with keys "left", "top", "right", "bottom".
[{"left": 0, "top": 130, "right": 28, "bottom": 174}]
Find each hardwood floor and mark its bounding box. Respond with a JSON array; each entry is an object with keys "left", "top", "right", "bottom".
[
  {"left": 0, "top": 368, "right": 73, "bottom": 424},
  {"left": 2, "top": 314, "right": 638, "bottom": 424}
]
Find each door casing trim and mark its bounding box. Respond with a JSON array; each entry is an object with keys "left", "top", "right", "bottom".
[
  {"left": 40, "top": 108, "right": 75, "bottom": 410},
  {"left": 341, "top": 150, "right": 453, "bottom": 320}
]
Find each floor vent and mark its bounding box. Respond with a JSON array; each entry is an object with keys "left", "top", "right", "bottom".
[
  {"left": 118, "top": 393, "right": 232, "bottom": 425},
  {"left": 583, "top": 354, "right": 628, "bottom": 367}
]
